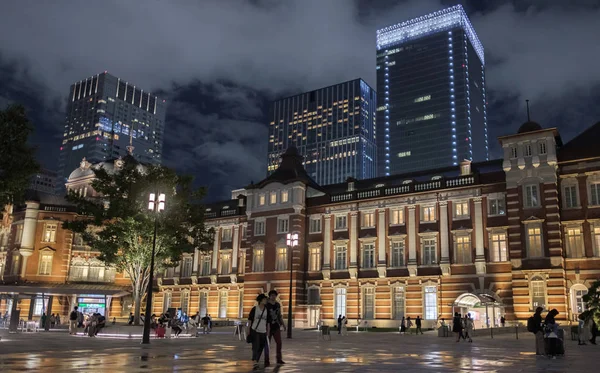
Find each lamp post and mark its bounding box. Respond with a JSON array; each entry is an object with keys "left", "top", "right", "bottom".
[
  {"left": 286, "top": 232, "right": 298, "bottom": 339},
  {"left": 142, "top": 192, "right": 165, "bottom": 344}
]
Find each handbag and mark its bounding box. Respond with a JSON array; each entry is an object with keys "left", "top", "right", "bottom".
[{"left": 246, "top": 307, "right": 266, "bottom": 344}]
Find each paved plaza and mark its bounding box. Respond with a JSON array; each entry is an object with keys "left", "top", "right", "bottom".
[{"left": 0, "top": 327, "right": 597, "bottom": 372}]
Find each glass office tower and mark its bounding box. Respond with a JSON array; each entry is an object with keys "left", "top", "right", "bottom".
[
  {"left": 376, "top": 5, "right": 488, "bottom": 176},
  {"left": 267, "top": 79, "right": 376, "bottom": 185},
  {"left": 57, "top": 72, "right": 166, "bottom": 189}
]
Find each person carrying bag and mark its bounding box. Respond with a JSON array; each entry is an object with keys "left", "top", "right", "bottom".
[{"left": 247, "top": 294, "right": 271, "bottom": 370}]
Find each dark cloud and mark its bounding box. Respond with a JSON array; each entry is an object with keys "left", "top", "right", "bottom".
[{"left": 1, "top": 0, "right": 599, "bottom": 200}]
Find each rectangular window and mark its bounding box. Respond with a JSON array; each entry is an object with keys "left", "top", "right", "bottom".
[
  {"left": 309, "top": 217, "right": 322, "bottom": 233},
  {"left": 574, "top": 289, "right": 588, "bottom": 314},
  {"left": 531, "top": 281, "right": 545, "bottom": 309},
  {"left": 361, "top": 212, "right": 375, "bottom": 228},
  {"left": 335, "top": 215, "right": 347, "bottom": 230},
  {"left": 335, "top": 246, "right": 347, "bottom": 270},
  {"left": 15, "top": 224, "right": 24, "bottom": 244},
  {"left": 524, "top": 144, "right": 532, "bottom": 157},
  {"left": 163, "top": 292, "right": 172, "bottom": 313},
  {"left": 423, "top": 238, "right": 437, "bottom": 265},
  {"left": 454, "top": 235, "right": 471, "bottom": 264},
  {"left": 391, "top": 241, "right": 405, "bottom": 267},
  {"left": 277, "top": 218, "right": 289, "bottom": 234},
  {"left": 270, "top": 191, "right": 277, "bottom": 204},
  {"left": 421, "top": 206, "right": 436, "bottom": 222},
  {"left": 254, "top": 221, "right": 265, "bottom": 236},
  {"left": 275, "top": 248, "right": 288, "bottom": 271},
  {"left": 220, "top": 253, "right": 231, "bottom": 274},
  {"left": 488, "top": 197, "right": 506, "bottom": 216},
  {"left": 199, "top": 292, "right": 208, "bottom": 316},
  {"left": 392, "top": 287, "right": 405, "bottom": 320},
  {"left": 363, "top": 288, "right": 375, "bottom": 319},
  {"left": 564, "top": 185, "right": 578, "bottom": 208},
  {"left": 253, "top": 249, "right": 264, "bottom": 272},
  {"left": 424, "top": 286, "right": 438, "bottom": 320},
  {"left": 565, "top": 227, "right": 584, "bottom": 258},
  {"left": 33, "top": 297, "right": 46, "bottom": 316},
  {"left": 181, "top": 257, "right": 192, "bottom": 277},
  {"left": 335, "top": 288, "right": 347, "bottom": 317},
  {"left": 200, "top": 256, "right": 211, "bottom": 276},
  {"left": 180, "top": 292, "right": 189, "bottom": 314},
  {"left": 594, "top": 227, "right": 600, "bottom": 257},
  {"left": 539, "top": 141, "right": 547, "bottom": 155},
  {"left": 308, "top": 288, "right": 320, "bottom": 305},
  {"left": 527, "top": 226, "right": 543, "bottom": 258},
  {"left": 281, "top": 190, "right": 289, "bottom": 203},
  {"left": 222, "top": 228, "right": 232, "bottom": 242},
  {"left": 309, "top": 247, "right": 321, "bottom": 271},
  {"left": 218, "top": 290, "right": 228, "bottom": 318},
  {"left": 490, "top": 233, "right": 508, "bottom": 262},
  {"left": 259, "top": 194, "right": 266, "bottom": 206},
  {"left": 10, "top": 253, "right": 20, "bottom": 275},
  {"left": 38, "top": 252, "right": 53, "bottom": 275},
  {"left": 362, "top": 243, "right": 375, "bottom": 268},
  {"left": 43, "top": 223, "right": 58, "bottom": 243},
  {"left": 390, "top": 209, "right": 404, "bottom": 225},
  {"left": 524, "top": 185, "right": 539, "bottom": 208},
  {"left": 590, "top": 183, "right": 600, "bottom": 206},
  {"left": 510, "top": 146, "right": 518, "bottom": 159},
  {"left": 454, "top": 201, "right": 469, "bottom": 218}
]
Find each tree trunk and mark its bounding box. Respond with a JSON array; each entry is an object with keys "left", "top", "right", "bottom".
[{"left": 133, "top": 290, "right": 142, "bottom": 326}]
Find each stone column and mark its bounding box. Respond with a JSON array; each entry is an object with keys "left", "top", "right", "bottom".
[
  {"left": 106, "top": 295, "right": 112, "bottom": 321},
  {"left": 349, "top": 212, "right": 358, "bottom": 279},
  {"left": 439, "top": 201, "right": 451, "bottom": 276},
  {"left": 407, "top": 205, "right": 417, "bottom": 277},
  {"left": 377, "top": 209, "right": 387, "bottom": 278},
  {"left": 211, "top": 228, "right": 219, "bottom": 284},
  {"left": 322, "top": 215, "right": 331, "bottom": 280},
  {"left": 19, "top": 201, "right": 40, "bottom": 277},
  {"left": 44, "top": 295, "right": 54, "bottom": 331},
  {"left": 473, "top": 197, "right": 486, "bottom": 274}
]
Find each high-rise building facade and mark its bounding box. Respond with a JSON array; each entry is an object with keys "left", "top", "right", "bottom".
[
  {"left": 57, "top": 72, "right": 166, "bottom": 190},
  {"left": 376, "top": 5, "right": 488, "bottom": 177},
  {"left": 267, "top": 79, "right": 376, "bottom": 186},
  {"left": 29, "top": 169, "right": 58, "bottom": 194}
]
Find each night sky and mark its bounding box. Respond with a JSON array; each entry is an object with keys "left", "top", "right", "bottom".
[{"left": 1, "top": 0, "right": 600, "bottom": 202}]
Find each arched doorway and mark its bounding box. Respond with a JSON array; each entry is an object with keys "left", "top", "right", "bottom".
[{"left": 453, "top": 293, "right": 504, "bottom": 329}]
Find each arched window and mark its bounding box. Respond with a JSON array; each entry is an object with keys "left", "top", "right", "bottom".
[
  {"left": 334, "top": 287, "right": 347, "bottom": 317},
  {"left": 570, "top": 284, "right": 588, "bottom": 318}
]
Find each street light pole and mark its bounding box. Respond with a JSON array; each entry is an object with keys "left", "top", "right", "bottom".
[
  {"left": 286, "top": 232, "right": 298, "bottom": 339},
  {"left": 142, "top": 192, "right": 165, "bottom": 345}
]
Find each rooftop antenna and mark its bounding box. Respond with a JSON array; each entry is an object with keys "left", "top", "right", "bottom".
[
  {"left": 126, "top": 122, "right": 134, "bottom": 155},
  {"left": 526, "top": 99, "right": 531, "bottom": 122}
]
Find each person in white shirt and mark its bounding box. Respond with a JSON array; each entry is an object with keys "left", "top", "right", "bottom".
[{"left": 248, "top": 294, "right": 271, "bottom": 370}]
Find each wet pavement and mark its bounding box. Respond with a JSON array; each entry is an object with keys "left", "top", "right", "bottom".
[{"left": 0, "top": 327, "right": 597, "bottom": 372}]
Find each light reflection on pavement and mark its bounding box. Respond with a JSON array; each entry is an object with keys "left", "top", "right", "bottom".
[{"left": 0, "top": 329, "right": 597, "bottom": 372}]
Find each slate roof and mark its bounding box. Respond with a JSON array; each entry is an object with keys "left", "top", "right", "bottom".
[{"left": 558, "top": 121, "right": 600, "bottom": 163}]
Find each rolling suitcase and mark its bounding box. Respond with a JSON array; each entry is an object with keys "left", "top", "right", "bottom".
[{"left": 156, "top": 325, "right": 166, "bottom": 338}]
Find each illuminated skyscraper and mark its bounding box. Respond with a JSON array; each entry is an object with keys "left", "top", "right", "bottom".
[
  {"left": 376, "top": 5, "right": 488, "bottom": 176},
  {"left": 57, "top": 72, "right": 166, "bottom": 190},
  {"left": 267, "top": 79, "right": 376, "bottom": 185}
]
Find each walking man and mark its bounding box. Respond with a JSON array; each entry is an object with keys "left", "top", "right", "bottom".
[
  {"left": 415, "top": 316, "right": 424, "bottom": 335},
  {"left": 337, "top": 315, "right": 343, "bottom": 334},
  {"left": 265, "top": 290, "right": 286, "bottom": 366},
  {"left": 69, "top": 306, "right": 79, "bottom": 335}
]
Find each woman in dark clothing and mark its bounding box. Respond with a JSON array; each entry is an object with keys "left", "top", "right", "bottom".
[
  {"left": 452, "top": 312, "right": 463, "bottom": 342},
  {"left": 544, "top": 309, "right": 561, "bottom": 359}
]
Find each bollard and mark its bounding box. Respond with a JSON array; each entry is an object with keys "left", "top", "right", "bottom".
[
  {"left": 515, "top": 326, "right": 519, "bottom": 340},
  {"left": 490, "top": 327, "right": 493, "bottom": 339}
]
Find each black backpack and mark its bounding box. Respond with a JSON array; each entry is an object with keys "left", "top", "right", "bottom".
[
  {"left": 526, "top": 316, "right": 536, "bottom": 333},
  {"left": 70, "top": 311, "right": 78, "bottom": 321}
]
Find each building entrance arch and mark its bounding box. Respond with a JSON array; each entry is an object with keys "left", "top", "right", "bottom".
[{"left": 453, "top": 292, "right": 504, "bottom": 329}]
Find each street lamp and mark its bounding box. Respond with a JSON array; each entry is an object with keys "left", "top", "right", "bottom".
[
  {"left": 286, "top": 232, "right": 298, "bottom": 339},
  {"left": 142, "top": 192, "right": 165, "bottom": 344}
]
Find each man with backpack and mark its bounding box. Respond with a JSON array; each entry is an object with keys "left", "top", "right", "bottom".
[
  {"left": 69, "top": 306, "right": 79, "bottom": 335},
  {"left": 527, "top": 307, "right": 544, "bottom": 355}
]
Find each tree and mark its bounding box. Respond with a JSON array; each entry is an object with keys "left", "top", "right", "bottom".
[
  {"left": 64, "top": 156, "right": 213, "bottom": 325},
  {"left": 582, "top": 280, "right": 600, "bottom": 325},
  {"left": 0, "top": 104, "right": 40, "bottom": 219}
]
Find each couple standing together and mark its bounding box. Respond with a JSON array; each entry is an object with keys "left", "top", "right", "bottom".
[{"left": 248, "top": 290, "right": 287, "bottom": 370}]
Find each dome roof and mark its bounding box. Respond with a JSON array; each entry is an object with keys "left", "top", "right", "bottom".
[{"left": 517, "top": 121, "right": 543, "bottom": 134}]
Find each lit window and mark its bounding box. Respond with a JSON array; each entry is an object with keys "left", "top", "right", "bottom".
[
  {"left": 335, "top": 288, "right": 347, "bottom": 317},
  {"left": 391, "top": 241, "right": 405, "bottom": 267},
  {"left": 335, "top": 245, "right": 347, "bottom": 270},
  {"left": 181, "top": 257, "right": 193, "bottom": 277},
  {"left": 361, "top": 212, "right": 375, "bottom": 228},
  {"left": 490, "top": 233, "right": 507, "bottom": 262},
  {"left": 218, "top": 290, "right": 228, "bottom": 318},
  {"left": 199, "top": 292, "right": 208, "bottom": 316},
  {"left": 309, "top": 247, "right": 321, "bottom": 271},
  {"left": 200, "top": 255, "right": 211, "bottom": 276},
  {"left": 424, "top": 286, "right": 438, "bottom": 320},
  {"left": 565, "top": 227, "right": 584, "bottom": 258},
  {"left": 252, "top": 248, "right": 264, "bottom": 272},
  {"left": 454, "top": 201, "right": 469, "bottom": 218},
  {"left": 392, "top": 287, "right": 405, "bottom": 319},
  {"left": 43, "top": 223, "right": 58, "bottom": 243},
  {"left": 421, "top": 206, "right": 436, "bottom": 222},
  {"left": 362, "top": 287, "right": 375, "bottom": 319},
  {"left": 594, "top": 226, "right": 600, "bottom": 257},
  {"left": 270, "top": 191, "right": 277, "bottom": 204},
  {"left": 163, "top": 292, "right": 172, "bottom": 313},
  {"left": 527, "top": 225, "right": 543, "bottom": 258},
  {"left": 531, "top": 277, "right": 545, "bottom": 310},
  {"left": 454, "top": 235, "right": 471, "bottom": 264},
  {"left": 524, "top": 185, "right": 539, "bottom": 208},
  {"left": 259, "top": 194, "right": 266, "bottom": 206},
  {"left": 422, "top": 238, "right": 437, "bottom": 265},
  {"left": 254, "top": 221, "right": 265, "bottom": 236},
  {"left": 563, "top": 184, "right": 578, "bottom": 208},
  {"left": 222, "top": 228, "right": 232, "bottom": 242},
  {"left": 38, "top": 252, "right": 53, "bottom": 275},
  {"left": 362, "top": 243, "right": 375, "bottom": 268},
  {"left": 275, "top": 248, "right": 288, "bottom": 271},
  {"left": 488, "top": 197, "right": 505, "bottom": 216},
  {"left": 15, "top": 225, "right": 24, "bottom": 244},
  {"left": 309, "top": 217, "right": 322, "bottom": 233},
  {"left": 277, "top": 218, "right": 289, "bottom": 234},
  {"left": 281, "top": 190, "right": 289, "bottom": 203},
  {"left": 390, "top": 209, "right": 404, "bottom": 225},
  {"left": 335, "top": 215, "right": 347, "bottom": 230},
  {"left": 220, "top": 253, "right": 231, "bottom": 274},
  {"left": 590, "top": 183, "right": 600, "bottom": 206}
]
